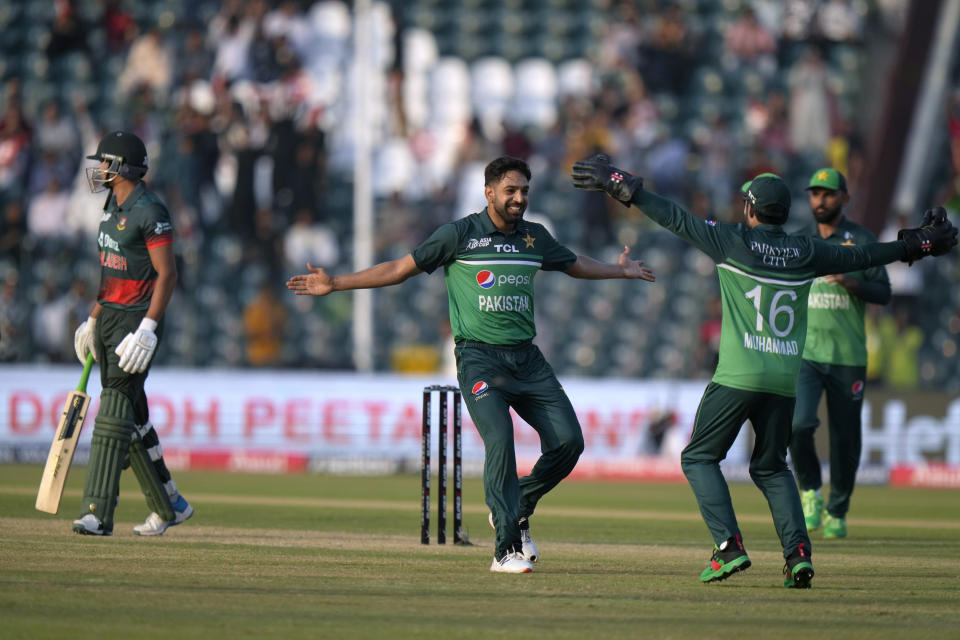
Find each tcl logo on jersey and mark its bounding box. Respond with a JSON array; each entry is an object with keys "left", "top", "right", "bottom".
[
  {"left": 494, "top": 244, "right": 518, "bottom": 252},
  {"left": 475, "top": 270, "right": 531, "bottom": 289},
  {"left": 476, "top": 270, "right": 495, "bottom": 289}
]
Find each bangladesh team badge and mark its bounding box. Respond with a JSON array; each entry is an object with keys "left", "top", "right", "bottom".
[{"left": 116, "top": 216, "right": 127, "bottom": 231}]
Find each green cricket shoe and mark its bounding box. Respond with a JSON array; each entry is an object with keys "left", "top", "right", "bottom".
[
  {"left": 700, "top": 535, "right": 751, "bottom": 583},
  {"left": 823, "top": 514, "right": 847, "bottom": 539},
  {"left": 800, "top": 489, "right": 823, "bottom": 531},
  {"left": 783, "top": 543, "right": 814, "bottom": 589}
]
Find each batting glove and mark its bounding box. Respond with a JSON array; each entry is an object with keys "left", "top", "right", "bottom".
[
  {"left": 571, "top": 154, "right": 644, "bottom": 204},
  {"left": 74, "top": 317, "right": 97, "bottom": 364},
  {"left": 116, "top": 317, "right": 158, "bottom": 374},
  {"left": 898, "top": 206, "right": 958, "bottom": 265}
]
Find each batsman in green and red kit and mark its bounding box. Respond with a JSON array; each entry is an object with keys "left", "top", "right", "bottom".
[
  {"left": 288, "top": 156, "right": 656, "bottom": 574},
  {"left": 572, "top": 155, "right": 957, "bottom": 588},
  {"left": 71, "top": 131, "right": 193, "bottom": 536},
  {"left": 791, "top": 169, "right": 890, "bottom": 540}
]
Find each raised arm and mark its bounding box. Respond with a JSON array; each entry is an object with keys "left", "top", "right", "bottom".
[
  {"left": 565, "top": 246, "right": 655, "bottom": 281},
  {"left": 286, "top": 254, "right": 422, "bottom": 296}
]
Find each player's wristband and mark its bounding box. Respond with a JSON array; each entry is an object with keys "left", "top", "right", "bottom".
[{"left": 138, "top": 317, "right": 158, "bottom": 332}]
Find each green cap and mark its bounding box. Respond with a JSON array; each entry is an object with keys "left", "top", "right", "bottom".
[
  {"left": 806, "top": 168, "right": 846, "bottom": 192},
  {"left": 745, "top": 175, "right": 791, "bottom": 219},
  {"left": 741, "top": 172, "right": 781, "bottom": 196}
]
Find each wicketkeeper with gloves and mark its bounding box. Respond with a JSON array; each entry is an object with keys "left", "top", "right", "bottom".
[
  {"left": 72, "top": 131, "right": 193, "bottom": 537},
  {"left": 571, "top": 155, "right": 957, "bottom": 588}
]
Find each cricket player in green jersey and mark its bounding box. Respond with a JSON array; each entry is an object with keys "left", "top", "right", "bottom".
[
  {"left": 572, "top": 155, "right": 956, "bottom": 588},
  {"left": 288, "top": 156, "right": 656, "bottom": 573},
  {"left": 790, "top": 169, "right": 890, "bottom": 540},
  {"left": 72, "top": 131, "right": 193, "bottom": 536}
]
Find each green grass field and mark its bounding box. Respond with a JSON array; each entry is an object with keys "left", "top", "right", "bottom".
[{"left": 0, "top": 464, "right": 957, "bottom": 639}]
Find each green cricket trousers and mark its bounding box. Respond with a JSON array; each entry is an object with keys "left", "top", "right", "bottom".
[
  {"left": 455, "top": 340, "right": 583, "bottom": 559},
  {"left": 790, "top": 360, "right": 866, "bottom": 519},
  {"left": 681, "top": 382, "right": 811, "bottom": 559}
]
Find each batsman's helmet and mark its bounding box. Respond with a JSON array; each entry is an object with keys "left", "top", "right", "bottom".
[{"left": 85, "top": 130, "right": 148, "bottom": 192}]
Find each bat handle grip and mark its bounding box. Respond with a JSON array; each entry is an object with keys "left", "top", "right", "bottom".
[{"left": 77, "top": 353, "right": 95, "bottom": 392}]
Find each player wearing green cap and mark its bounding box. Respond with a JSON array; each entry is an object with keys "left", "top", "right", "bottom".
[
  {"left": 572, "top": 155, "right": 957, "bottom": 588},
  {"left": 789, "top": 168, "right": 890, "bottom": 540}
]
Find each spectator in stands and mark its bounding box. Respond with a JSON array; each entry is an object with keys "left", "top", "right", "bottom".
[
  {"left": 637, "top": 3, "right": 696, "bottom": 95},
  {"left": 0, "top": 201, "right": 26, "bottom": 265},
  {"left": 881, "top": 307, "right": 923, "bottom": 389},
  {"left": 117, "top": 27, "right": 173, "bottom": 103},
  {"left": 243, "top": 283, "right": 287, "bottom": 366},
  {"left": 0, "top": 101, "right": 31, "bottom": 199},
  {"left": 788, "top": 46, "right": 834, "bottom": 158},
  {"left": 26, "top": 178, "right": 71, "bottom": 241},
  {"left": 723, "top": 7, "right": 777, "bottom": 76},
  {"left": 283, "top": 208, "right": 339, "bottom": 272},
  {"left": 782, "top": 0, "right": 818, "bottom": 42},
  {"left": 0, "top": 274, "right": 28, "bottom": 361},
  {"left": 46, "top": 0, "right": 88, "bottom": 59},
  {"left": 34, "top": 101, "right": 78, "bottom": 157},
  {"left": 31, "top": 278, "right": 73, "bottom": 362},
  {"left": 816, "top": 0, "right": 865, "bottom": 43},
  {"left": 104, "top": 0, "right": 136, "bottom": 53},
  {"left": 28, "top": 150, "right": 75, "bottom": 197}
]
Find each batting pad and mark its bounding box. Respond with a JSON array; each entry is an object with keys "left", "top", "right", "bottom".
[
  {"left": 80, "top": 388, "right": 136, "bottom": 532},
  {"left": 129, "top": 422, "right": 175, "bottom": 522},
  {"left": 136, "top": 421, "right": 180, "bottom": 500}
]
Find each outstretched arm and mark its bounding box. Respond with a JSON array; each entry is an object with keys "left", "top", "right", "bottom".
[
  {"left": 565, "top": 246, "right": 655, "bottom": 281},
  {"left": 286, "top": 254, "right": 422, "bottom": 296}
]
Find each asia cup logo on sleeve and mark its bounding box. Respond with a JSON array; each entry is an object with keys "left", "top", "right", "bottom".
[
  {"left": 472, "top": 381, "right": 489, "bottom": 396},
  {"left": 476, "top": 270, "right": 495, "bottom": 289}
]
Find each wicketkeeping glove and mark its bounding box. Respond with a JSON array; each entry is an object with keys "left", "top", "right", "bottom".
[
  {"left": 115, "top": 317, "right": 158, "bottom": 374},
  {"left": 73, "top": 317, "right": 97, "bottom": 364},
  {"left": 571, "top": 154, "right": 644, "bottom": 204},
  {"left": 898, "top": 206, "right": 958, "bottom": 265}
]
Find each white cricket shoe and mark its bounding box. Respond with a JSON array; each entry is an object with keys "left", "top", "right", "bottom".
[
  {"left": 519, "top": 517, "right": 539, "bottom": 563},
  {"left": 488, "top": 512, "right": 540, "bottom": 563},
  {"left": 490, "top": 551, "right": 534, "bottom": 574},
  {"left": 73, "top": 513, "right": 111, "bottom": 536},
  {"left": 134, "top": 495, "right": 194, "bottom": 536}
]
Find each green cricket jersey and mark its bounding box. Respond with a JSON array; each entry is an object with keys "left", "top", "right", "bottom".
[
  {"left": 802, "top": 218, "right": 890, "bottom": 366},
  {"left": 96, "top": 182, "right": 174, "bottom": 311},
  {"left": 411, "top": 211, "right": 577, "bottom": 345},
  {"left": 631, "top": 190, "right": 905, "bottom": 396}
]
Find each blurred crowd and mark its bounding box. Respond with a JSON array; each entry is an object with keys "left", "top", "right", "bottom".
[{"left": 1, "top": 0, "right": 959, "bottom": 388}]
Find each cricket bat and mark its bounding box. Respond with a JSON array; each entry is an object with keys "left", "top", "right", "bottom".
[{"left": 35, "top": 353, "right": 95, "bottom": 514}]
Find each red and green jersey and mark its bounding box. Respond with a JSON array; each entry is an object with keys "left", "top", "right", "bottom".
[
  {"left": 96, "top": 182, "right": 174, "bottom": 311},
  {"left": 802, "top": 218, "right": 890, "bottom": 366},
  {"left": 412, "top": 211, "right": 577, "bottom": 345},
  {"left": 631, "top": 190, "right": 904, "bottom": 397}
]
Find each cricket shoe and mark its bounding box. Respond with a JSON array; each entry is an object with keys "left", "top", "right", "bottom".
[
  {"left": 800, "top": 489, "right": 824, "bottom": 531},
  {"left": 489, "top": 512, "right": 539, "bottom": 563},
  {"left": 700, "top": 534, "right": 751, "bottom": 583},
  {"left": 519, "top": 516, "right": 539, "bottom": 563},
  {"left": 133, "top": 495, "right": 194, "bottom": 536},
  {"left": 73, "top": 513, "right": 111, "bottom": 536},
  {"left": 823, "top": 514, "right": 847, "bottom": 539},
  {"left": 490, "top": 551, "right": 533, "bottom": 574},
  {"left": 783, "top": 543, "right": 814, "bottom": 589}
]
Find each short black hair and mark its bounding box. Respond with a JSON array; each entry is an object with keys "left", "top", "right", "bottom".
[
  {"left": 755, "top": 205, "right": 789, "bottom": 225},
  {"left": 484, "top": 156, "right": 531, "bottom": 185}
]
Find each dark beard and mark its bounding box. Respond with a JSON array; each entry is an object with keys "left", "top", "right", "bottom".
[{"left": 814, "top": 206, "right": 842, "bottom": 224}]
